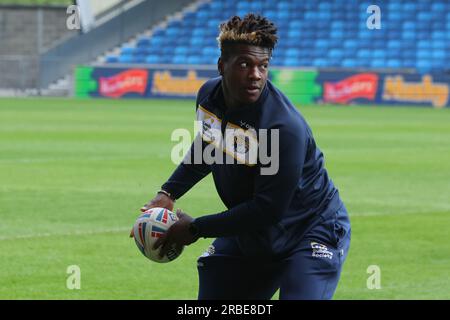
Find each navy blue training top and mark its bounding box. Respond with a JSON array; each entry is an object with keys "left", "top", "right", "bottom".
[{"left": 162, "top": 77, "right": 343, "bottom": 257}]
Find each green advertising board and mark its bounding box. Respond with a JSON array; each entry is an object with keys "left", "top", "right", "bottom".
[
  {"left": 270, "top": 69, "right": 322, "bottom": 105},
  {"left": 74, "top": 66, "right": 97, "bottom": 98}
]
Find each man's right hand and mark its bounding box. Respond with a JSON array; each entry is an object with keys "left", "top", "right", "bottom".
[{"left": 129, "top": 193, "right": 175, "bottom": 238}]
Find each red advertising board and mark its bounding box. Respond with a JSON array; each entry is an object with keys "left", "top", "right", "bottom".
[
  {"left": 323, "top": 73, "right": 379, "bottom": 104},
  {"left": 99, "top": 69, "right": 148, "bottom": 98}
]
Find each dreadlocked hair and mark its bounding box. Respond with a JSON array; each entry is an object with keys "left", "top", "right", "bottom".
[{"left": 217, "top": 14, "right": 278, "bottom": 57}]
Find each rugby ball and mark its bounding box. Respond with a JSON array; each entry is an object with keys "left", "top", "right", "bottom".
[{"left": 132, "top": 207, "right": 183, "bottom": 263}]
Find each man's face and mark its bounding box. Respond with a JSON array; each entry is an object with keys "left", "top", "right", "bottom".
[{"left": 219, "top": 44, "right": 270, "bottom": 107}]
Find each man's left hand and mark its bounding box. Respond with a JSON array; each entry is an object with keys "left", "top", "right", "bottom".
[{"left": 153, "top": 209, "right": 199, "bottom": 258}]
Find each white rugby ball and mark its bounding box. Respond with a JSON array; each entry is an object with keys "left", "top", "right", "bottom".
[{"left": 133, "top": 207, "right": 183, "bottom": 263}]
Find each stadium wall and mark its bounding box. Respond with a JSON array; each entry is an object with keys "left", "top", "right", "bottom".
[
  {"left": 74, "top": 65, "right": 450, "bottom": 109},
  {"left": 39, "top": 0, "right": 193, "bottom": 89},
  {"left": 0, "top": 5, "right": 77, "bottom": 89}
]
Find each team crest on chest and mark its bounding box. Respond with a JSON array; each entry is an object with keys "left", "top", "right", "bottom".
[{"left": 197, "top": 105, "right": 258, "bottom": 165}]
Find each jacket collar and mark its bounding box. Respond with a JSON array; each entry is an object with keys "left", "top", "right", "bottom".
[{"left": 210, "top": 78, "right": 269, "bottom": 116}]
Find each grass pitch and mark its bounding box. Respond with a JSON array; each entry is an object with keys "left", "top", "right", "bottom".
[{"left": 0, "top": 98, "right": 449, "bottom": 299}]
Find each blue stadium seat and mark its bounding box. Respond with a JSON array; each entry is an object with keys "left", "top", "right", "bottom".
[
  {"left": 270, "top": 55, "right": 283, "bottom": 66},
  {"left": 432, "top": 31, "right": 446, "bottom": 40},
  {"left": 118, "top": 54, "right": 133, "bottom": 63},
  {"left": 207, "top": 19, "right": 221, "bottom": 28},
  {"left": 145, "top": 55, "right": 160, "bottom": 64},
  {"left": 432, "top": 40, "right": 446, "bottom": 49},
  {"left": 401, "top": 51, "right": 416, "bottom": 60},
  {"left": 187, "top": 56, "right": 202, "bottom": 65},
  {"left": 304, "top": 11, "right": 318, "bottom": 20},
  {"left": 402, "top": 60, "right": 415, "bottom": 68},
  {"left": 132, "top": 55, "right": 146, "bottom": 63},
  {"left": 343, "top": 40, "right": 358, "bottom": 49},
  {"left": 431, "top": 59, "right": 446, "bottom": 69},
  {"left": 389, "top": 2, "right": 402, "bottom": 12},
  {"left": 202, "top": 46, "right": 219, "bottom": 56},
  {"left": 417, "top": 50, "right": 431, "bottom": 60},
  {"left": 298, "top": 59, "right": 311, "bottom": 67},
  {"left": 284, "top": 58, "right": 300, "bottom": 67},
  {"left": 328, "top": 49, "right": 344, "bottom": 60},
  {"left": 370, "top": 39, "right": 386, "bottom": 50},
  {"left": 318, "top": 2, "right": 332, "bottom": 11},
  {"left": 331, "top": 21, "right": 344, "bottom": 30},
  {"left": 170, "top": 20, "right": 182, "bottom": 28},
  {"left": 330, "top": 30, "right": 344, "bottom": 39},
  {"left": 342, "top": 59, "right": 356, "bottom": 68},
  {"left": 312, "top": 58, "right": 328, "bottom": 67},
  {"left": 417, "top": 41, "right": 431, "bottom": 50},
  {"left": 133, "top": 47, "right": 148, "bottom": 56},
  {"left": 386, "top": 59, "right": 401, "bottom": 68},
  {"left": 210, "top": 1, "right": 223, "bottom": 10},
  {"left": 121, "top": 47, "right": 134, "bottom": 55},
  {"left": 432, "top": 50, "right": 446, "bottom": 59},
  {"left": 172, "top": 55, "right": 186, "bottom": 64},
  {"left": 357, "top": 49, "right": 371, "bottom": 59},
  {"left": 315, "top": 40, "right": 329, "bottom": 50},
  {"left": 151, "top": 28, "right": 165, "bottom": 37},
  {"left": 105, "top": 56, "right": 118, "bottom": 63},
  {"left": 285, "top": 48, "right": 300, "bottom": 58},
  {"left": 136, "top": 37, "right": 151, "bottom": 48},
  {"left": 264, "top": 10, "right": 277, "bottom": 21},
  {"left": 201, "top": 55, "right": 218, "bottom": 65},
  {"left": 196, "top": 10, "right": 209, "bottom": 20},
  {"left": 431, "top": 2, "right": 446, "bottom": 12},
  {"left": 403, "top": 2, "right": 416, "bottom": 11},
  {"left": 176, "top": 37, "right": 190, "bottom": 46},
  {"left": 357, "top": 58, "right": 371, "bottom": 68},
  {"left": 236, "top": 2, "right": 250, "bottom": 10},
  {"left": 373, "top": 50, "right": 386, "bottom": 59},
  {"left": 418, "top": 12, "right": 433, "bottom": 21},
  {"left": 166, "top": 28, "right": 180, "bottom": 37},
  {"left": 432, "top": 21, "right": 446, "bottom": 30},
  {"left": 161, "top": 47, "right": 174, "bottom": 56},
  {"left": 416, "top": 60, "right": 431, "bottom": 71},
  {"left": 183, "top": 12, "right": 196, "bottom": 21},
  {"left": 174, "top": 46, "right": 189, "bottom": 55},
  {"left": 402, "top": 31, "right": 416, "bottom": 40},
  {"left": 277, "top": 2, "right": 290, "bottom": 11},
  {"left": 149, "top": 37, "right": 163, "bottom": 46},
  {"left": 370, "top": 59, "right": 385, "bottom": 68},
  {"left": 190, "top": 37, "right": 204, "bottom": 46},
  {"left": 192, "top": 28, "right": 206, "bottom": 37}
]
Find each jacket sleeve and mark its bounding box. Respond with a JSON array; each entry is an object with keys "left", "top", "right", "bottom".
[
  {"left": 161, "top": 132, "right": 212, "bottom": 200},
  {"left": 161, "top": 83, "right": 213, "bottom": 199},
  {"left": 194, "top": 125, "right": 308, "bottom": 237}
]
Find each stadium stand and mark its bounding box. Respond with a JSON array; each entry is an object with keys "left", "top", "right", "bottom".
[
  {"left": 105, "top": 0, "right": 450, "bottom": 72},
  {"left": 0, "top": 3, "right": 75, "bottom": 89}
]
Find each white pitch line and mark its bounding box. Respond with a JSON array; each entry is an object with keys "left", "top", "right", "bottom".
[{"left": 0, "top": 227, "right": 131, "bottom": 241}]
